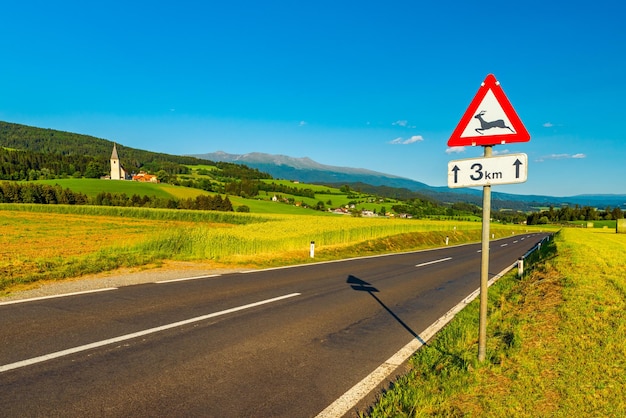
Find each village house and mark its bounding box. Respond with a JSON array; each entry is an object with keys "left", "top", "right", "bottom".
[{"left": 132, "top": 172, "right": 159, "bottom": 183}]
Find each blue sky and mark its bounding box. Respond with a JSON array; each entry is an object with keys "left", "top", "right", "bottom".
[{"left": 1, "top": 0, "right": 624, "bottom": 197}]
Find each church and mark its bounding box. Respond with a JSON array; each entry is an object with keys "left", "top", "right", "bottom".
[
  {"left": 110, "top": 143, "right": 129, "bottom": 180},
  {"left": 109, "top": 144, "right": 158, "bottom": 182}
]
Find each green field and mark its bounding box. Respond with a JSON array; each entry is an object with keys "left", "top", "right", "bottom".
[
  {"left": 570, "top": 219, "right": 617, "bottom": 229},
  {"left": 228, "top": 195, "right": 335, "bottom": 215},
  {"left": 26, "top": 178, "right": 363, "bottom": 214},
  {"left": 258, "top": 179, "right": 399, "bottom": 213},
  {"left": 19, "top": 174, "right": 467, "bottom": 219},
  {"left": 30, "top": 178, "right": 208, "bottom": 199}
]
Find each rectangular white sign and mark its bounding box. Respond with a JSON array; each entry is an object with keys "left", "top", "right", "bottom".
[{"left": 448, "top": 153, "right": 528, "bottom": 188}]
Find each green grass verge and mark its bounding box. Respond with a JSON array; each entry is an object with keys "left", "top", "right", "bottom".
[{"left": 364, "top": 228, "right": 626, "bottom": 417}]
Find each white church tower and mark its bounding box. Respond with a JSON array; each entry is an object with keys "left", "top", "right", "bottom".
[{"left": 110, "top": 143, "right": 127, "bottom": 180}]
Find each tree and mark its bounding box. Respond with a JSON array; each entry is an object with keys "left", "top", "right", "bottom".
[
  {"left": 156, "top": 170, "right": 169, "bottom": 183},
  {"left": 84, "top": 161, "right": 105, "bottom": 178},
  {"left": 612, "top": 207, "right": 624, "bottom": 220}
]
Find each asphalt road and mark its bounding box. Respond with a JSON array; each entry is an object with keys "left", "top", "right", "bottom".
[{"left": 0, "top": 232, "right": 550, "bottom": 417}]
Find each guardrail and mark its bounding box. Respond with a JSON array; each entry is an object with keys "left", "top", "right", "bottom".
[{"left": 517, "top": 234, "right": 553, "bottom": 277}]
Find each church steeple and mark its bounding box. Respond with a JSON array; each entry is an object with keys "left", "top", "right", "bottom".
[
  {"left": 111, "top": 143, "right": 119, "bottom": 160},
  {"left": 110, "top": 143, "right": 123, "bottom": 180}
]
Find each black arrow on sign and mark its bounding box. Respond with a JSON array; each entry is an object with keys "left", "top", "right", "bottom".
[
  {"left": 513, "top": 159, "right": 522, "bottom": 178},
  {"left": 452, "top": 165, "right": 460, "bottom": 183}
]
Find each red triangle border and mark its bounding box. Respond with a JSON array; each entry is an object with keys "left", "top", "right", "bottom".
[{"left": 447, "top": 74, "right": 530, "bottom": 147}]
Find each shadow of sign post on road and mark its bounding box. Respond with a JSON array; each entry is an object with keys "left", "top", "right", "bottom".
[{"left": 346, "top": 275, "right": 427, "bottom": 346}]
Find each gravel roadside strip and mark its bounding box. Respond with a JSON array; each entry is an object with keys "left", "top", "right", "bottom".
[{"left": 1, "top": 262, "right": 248, "bottom": 302}]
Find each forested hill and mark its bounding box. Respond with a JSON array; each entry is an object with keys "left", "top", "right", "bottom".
[
  {"left": 0, "top": 121, "right": 269, "bottom": 181},
  {"left": 1, "top": 121, "right": 205, "bottom": 165}
]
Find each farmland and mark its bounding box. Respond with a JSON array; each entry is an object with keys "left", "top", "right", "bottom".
[{"left": 0, "top": 203, "right": 544, "bottom": 295}]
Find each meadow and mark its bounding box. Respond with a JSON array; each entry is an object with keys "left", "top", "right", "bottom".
[
  {"left": 28, "top": 178, "right": 354, "bottom": 214},
  {"left": 30, "top": 178, "right": 208, "bottom": 199},
  {"left": 0, "top": 203, "right": 542, "bottom": 295},
  {"left": 365, "top": 227, "right": 626, "bottom": 417},
  {"left": 257, "top": 179, "right": 400, "bottom": 212}
]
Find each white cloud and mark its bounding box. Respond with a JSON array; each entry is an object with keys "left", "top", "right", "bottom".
[
  {"left": 298, "top": 121, "right": 307, "bottom": 127},
  {"left": 446, "top": 146, "right": 465, "bottom": 154},
  {"left": 404, "top": 135, "right": 424, "bottom": 144},
  {"left": 542, "top": 122, "right": 554, "bottom": 128},
  {"left": 547, "top": 154, "right": 570, "bottom": 160},
  {"left": 537, "top": 153, "right": 587, "bottom": 162},
  {"left": 392, "top": 120, "right": 408, "bottom": 127},
  {"left": 390, "top": 135, "right": 424, "bottom": 145},
  {"left": 492, "top": 149, "right": 510, "bottom": 155}
]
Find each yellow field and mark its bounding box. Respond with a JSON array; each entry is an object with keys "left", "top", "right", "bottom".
[
  {"left": 0, "top": 209, "right": 232, "bottom": 288},
  {"left": 0, "top": 204, "right": 545, "bottom": 293}
]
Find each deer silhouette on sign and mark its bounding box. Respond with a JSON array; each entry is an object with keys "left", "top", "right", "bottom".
[{"left": 474, "top": 110, "right": 515, "bottom": 135}]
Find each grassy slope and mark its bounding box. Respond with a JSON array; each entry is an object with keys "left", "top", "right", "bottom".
[
  {"left": 258, "top": 179, "right": 399, "bottom": 212},
  {"left": 28, "top": 177, "right": 396, "bottom": 215},
  {"left": 30, "top": 178, "right": 207, "bottom": 199},
  {"left": 29, "top": 179, "right": 329, "bottom": 214},
  {"left": 366, "top": 228, "right": 626, "bottom": 417}
]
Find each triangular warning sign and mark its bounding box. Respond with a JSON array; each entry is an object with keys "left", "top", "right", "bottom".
[{"left": 448, "top": 74, "right": 530, "bottom": 147}]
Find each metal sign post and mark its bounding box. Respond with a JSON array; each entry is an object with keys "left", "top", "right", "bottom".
[{"left": 478, "top": 146, "right": 492, "bottom": 362}]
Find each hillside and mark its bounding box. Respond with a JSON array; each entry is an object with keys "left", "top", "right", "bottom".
[
  {"left": 1, "top": 121, "right": 203, "bottom": 166},
  {"left": 191, "top": 151, "right": 626, "bottom": 210},
  {"left": 0, "top": 121, "right": 267, "bottom": 181}
]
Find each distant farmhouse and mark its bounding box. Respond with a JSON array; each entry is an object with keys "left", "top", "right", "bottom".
[
  {"left": 108, "top": 144, "right": 158, "bottom": 183},
  {"left": 132, "top": 172, "right": 158, "bottom": 183}
]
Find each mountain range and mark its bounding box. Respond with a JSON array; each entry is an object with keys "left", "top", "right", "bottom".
[{"left": 191, "top": 151, "right": 626, "bottom": 210}]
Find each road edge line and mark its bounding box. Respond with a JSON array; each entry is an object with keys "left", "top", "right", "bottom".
[{"left": 0, "top": 287, "right": 118, "bottom": 306}]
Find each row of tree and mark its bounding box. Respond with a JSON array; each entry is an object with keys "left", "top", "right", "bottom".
[
  {"left": 527, "top": 205, "right": 623, "bottom": 225},
  {"left": 257, "top": 181, "right": 318, "bottom": 198},
  {"left": 0, "top": 181, "right": 88, "bottom": 205}
]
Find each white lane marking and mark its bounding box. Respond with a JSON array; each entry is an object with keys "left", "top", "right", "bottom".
[
  {"left": 500, "top": 243, "right": 508, "bottom": 247},
  {"left": 513, "top": 240, "right": 518, "bottom": 244},
  {"left": 315, "top": 261, "right": 518, "bottom": 418},
  {"left": 415, "top": 257, "right": 452, "bottom": 267},
  {"left": 0, "top": 293, "right": 301, "bottom": 373},
  {"left": 0, "top": 288, "right": 118, "bottom": 306},
  {"left": 240, "top": 242, "right": 477, "bottom": 274},
  {"left": 156, "top": 274, "right": 221, "bottom": 284}
]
